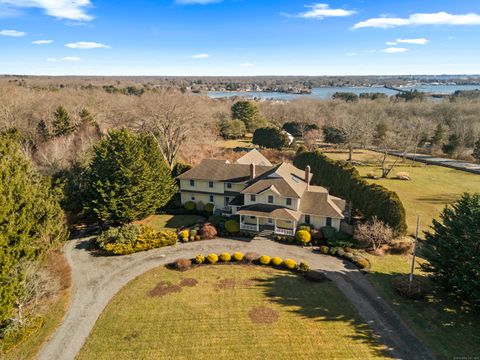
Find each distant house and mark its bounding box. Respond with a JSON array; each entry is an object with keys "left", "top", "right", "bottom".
[{"left": 177, "top": 150, "right": 346, "bottom": 236}]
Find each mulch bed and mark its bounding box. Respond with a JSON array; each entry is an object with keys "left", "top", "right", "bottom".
[
  {"left": 180, "top": 278, "right": 198, "bottom": 287},
  {"left": 248, "top": 306, "right": 279, "bottom": 324}
]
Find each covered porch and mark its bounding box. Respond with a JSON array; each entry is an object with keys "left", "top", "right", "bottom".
[{"left": 237, "top": 204, "right": 300, "bottom": 237}]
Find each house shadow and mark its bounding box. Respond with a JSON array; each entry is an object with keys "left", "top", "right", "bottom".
[{"left": 252, "top": 272, "right": 394, "bottom": 358}]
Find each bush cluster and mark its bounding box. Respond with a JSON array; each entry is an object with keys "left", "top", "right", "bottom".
[
  {"left": 295, "top": 230, "right": 312, "bottom": 246},
  {"left": 219, "top": 253, "right": 231, "bottom": 262},
  {"left": 207, "top": 253, "right": 219, "bottom": 264},
  {"left": 195, "top": 254, "right": 205, "bottom": 264},
  {"left": 259, "top": 255, "right": 271, "bottom": 265},
  {"left": 97, "top": 225, "right": 177, "bottom": 255},
  {"left": 283, "top": 259, "right": 297, "bottom": 270},
  {"left": 316, "top": 245, "right": 370, "bottom": 270},
  {"left": 294, "top": 151, "right": 407, "bottom": 236},
  {"left": 232, "top": 252, "right": 244, "bottom": 262},
  {"left": 224, "top": 219, "right": 240, "bottom": 234},
  {"left": 271, "top": 257, "right": 283, "bottom": 266}
]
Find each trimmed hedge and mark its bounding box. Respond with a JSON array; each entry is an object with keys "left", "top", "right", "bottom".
[{"left": 294, "top": 151, "right": 407, "bottom": 235}]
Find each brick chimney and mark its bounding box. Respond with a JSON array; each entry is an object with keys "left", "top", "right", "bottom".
[
  {"left": 305, "top": 165, "right": 311, "bottom": 190},
  {"left": 250, "top": 163, "right": 256, "bottom": 180}
]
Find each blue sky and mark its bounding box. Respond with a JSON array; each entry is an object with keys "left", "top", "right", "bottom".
[{"left": 1, "top": 0, "right": 480, "bottom": 75}]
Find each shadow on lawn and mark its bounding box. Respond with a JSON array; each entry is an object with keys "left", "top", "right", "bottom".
[
  {"left": 416, "top": 193, "right": 461, "bottom": 205},
  {"left": 254, "top": 273, "right": 394, "bottom": 359}
]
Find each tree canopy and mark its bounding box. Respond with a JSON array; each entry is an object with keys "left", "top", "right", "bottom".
[
  {"left": 231, "top": 101, "right": 268, "bottom": 133},
  {"left": 252, "top": 127, "right": 290, "bottom": 150},
  {"left": 84, "top": 129, "right": 177, "bottom": 224},
  {"left": 421, "top": 193, "right": 480, "bottom": 308},
  {"left": 218, "top": 118, "right": 246, "bottom": 139}
]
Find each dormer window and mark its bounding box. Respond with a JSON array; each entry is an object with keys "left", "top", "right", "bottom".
[
  {"left": 286, "top": 198, "right": 292, "bottom": 206},
  {"left": 209, "top": 181, "right": 214, "bottom": 188},
  {"left": 268, "top": 195, "right": 274, "bottom": 204},
  {"left": 190, "top": 180, "right": 195, "bottom": 187}
]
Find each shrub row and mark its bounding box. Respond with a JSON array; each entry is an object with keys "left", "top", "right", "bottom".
[
  {"left": 318, "top": 245, "right": 370, "bottom": 270},
  {"left": 179, "top": 223, "right": 217, "bottom": 242},
  {"left": 293, "top": 151, "right": 407, "bottom": 236},
  {"left": 184, "top": 201, "right": 215, "bottom": 213},
  {"left": 97, "top": 224, "right": 177, "bottom": 255},
  {"left": 189, "top": 252, "right": 309, "bottom": 273}
]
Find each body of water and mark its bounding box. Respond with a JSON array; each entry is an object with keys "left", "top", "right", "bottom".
[{"left": 208, "top": 84, "right": 480, "bottom": 101}]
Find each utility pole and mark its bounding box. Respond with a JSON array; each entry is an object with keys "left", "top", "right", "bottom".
[{"left": 409, "top": 215, "right": 420, "bottom": 289}]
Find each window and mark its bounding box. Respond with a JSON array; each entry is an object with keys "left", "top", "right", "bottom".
[
  {"left": 267, "top": 218, "right": 273, "bottom": 224},
  {"left": 250, "top": 195, "right": 256, "bottom": 202},
  {"left": 209, "top": 181, "right": 214, "bottom": 188},
  {"left": 304, "top": 215, "right": 311, "bottom": 224},
  {"left": 189, "top": 179, "right": 195, "bottom": 187},
  {"left": 286, "top": 198, "right": 292, "bottom": 206},
  {"left": 191, "top": 195, "right": 195, "bottom": 201},
  {"left": 268, "top": 195, "right": 274, "bottom": 204},
  {"left": 209, "top": 195, "right": 214, "bottom": 202},
  {"left": 326, "top": 217, "right": 332, "bottom": 226},
  {"left": 226, "top": 183, "right": 232, "bottom": 189}
]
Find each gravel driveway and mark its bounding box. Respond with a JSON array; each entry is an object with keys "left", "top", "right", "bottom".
[{"left": 37, "top": 238, "right": 435, "bottom": 360}]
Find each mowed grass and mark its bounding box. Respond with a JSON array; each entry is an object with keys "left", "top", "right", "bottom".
[
  {"left": 364, "top": 253, "right": 480, "bottom": 360},
  {"left": 323, "top": 149, "right": 480, "bottom": 234},
  {"left": 136, "top": 214, "right": 206, "bottom": 231},
  {"left": 78, "top": 265, "right": 390, "bottom": 360}
]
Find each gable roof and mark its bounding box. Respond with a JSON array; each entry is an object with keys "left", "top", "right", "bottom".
[
  {"left": 176, "top": 159, "right": 272, "bottom": 182},
  {"left": 299, "top": 186, "right": 345, "bottom": 219},
  {"left": 241, "top": 162, "right": 310, "bottom": 198},
  {"left": 235, "top": 149, "right": 272, "bottom": 166},
  {"left": 237, "top": 204, "right": 302, "bottom": 221}
]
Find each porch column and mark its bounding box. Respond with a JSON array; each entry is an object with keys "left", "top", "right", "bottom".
[
  {"left": 256, "top": 217, "right": 259, "bottom": 232},
  {"left": 274, "top": 219, "right": 277, "bottom": 234},
  {"left": 293, "top": 221, "right": 297, "bottom": 233}
]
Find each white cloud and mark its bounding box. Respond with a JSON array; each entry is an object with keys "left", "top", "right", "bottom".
[
  {"left": 0, "top": 0, "right": 93, "bottom": 21},
  {"left": 353, "top": 12, "right": 480, "bottom": 29},
  {"left": 65, "top": 41, "right": 109, "bottom": 49},
  {"left": 191, "top": 53, "right": 210, "bottom": 59},
  {"left": 345, "top": 52, "right": 357, "bottom": 56},
  {"left": 284, "top": 3, "right": 356, "bottom": 19},
  {"left": 397, "top": 38, "right": 429, "bottom": 45},
  {"left": 175, "top": 0, "right": 221, "bottom": 4},
  {"left": 46, "top": 56, "right": 82, "bottom": 62},
  {"left": 0, "top": 29, "right": 26, "bottom": 37},
  {"left": 32, "top": 39, "right": 53, "bottom": 44},
  {"left": 381, "top": 47, "right": 409, "bottom": 53},
  {"left": 385, "top": 41, "right": 397, "bottom": 45},
  {"left": 240, "top": 62, "right": 254, "bottom": 67}
]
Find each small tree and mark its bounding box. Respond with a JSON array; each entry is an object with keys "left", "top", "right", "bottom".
[
  {"left": 52, "top": 106, "right": 76, "bottom": 137},
  {"left": 332, "top": 92, "right": 358, "bottom": 102},
  {"left": 354, "top": 217, "right": 395, "bottom": 250},
  {"left": 218, "top": 118, "right": 246, "bottom": 139},
  {"left": 84, "top": 129, "right": 177, "bottom": 224},
  {"left": 442, "top": 133, "right": 460, "bottom": 156},
  {"left": 322, "top": 126, "right": 347, "bottom": 144},
  {"left": 473, "top": 139, "right": 480, "bottom": 163},
  {"left": 421, "top": 193, "right": 480, "bottom": 307},
  {"left": 252, "top": 127, "right": 290, "bottom": 149},
  {"left": 430, "top": 123, "right": 444, "bottom": 153},
  {"left": 231, "top": 101, "right": 267, "bottom": 133}
]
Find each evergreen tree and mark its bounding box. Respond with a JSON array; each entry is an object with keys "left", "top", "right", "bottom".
[
  {"left": 473, "top": 139, "right": 480, "bottom": 163},
  {"left": 442, "top": 133, "right": 460, "bottom": 155},
  {"left": 421, "top": 193, "right": 480, "bottom": 307},
  {"left": 218, "top": 118, "right": 246, "bottom": 139},
  {"left": 231, "top": 101, "right": 267, "bottom": 133},
  {"left": 252, "top": 127, "right": 290, "bottom": 150},
  {"left": 431, "top": 123, "right": 444, "bottom": 151},
  {"left": 36, "top": 119, "right": 50, "bottom": 142},
  {"left": 85, "top": 129, "right": 177, "bottom": 224},
  {"left": 52, "top": 106, "right": 76, "bottom": 137},
  {"left": 0, "top": 134, "right": 66, "bottom": 326},
  {"left": 79, "top": 108, "right": 96, "bottom": 127}
]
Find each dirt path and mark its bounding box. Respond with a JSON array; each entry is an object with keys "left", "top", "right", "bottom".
[{"left": 37, "top": 238, "right": 435, "bottom": 360}]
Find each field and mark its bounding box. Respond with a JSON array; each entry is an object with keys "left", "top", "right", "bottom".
[
  {"left": 364, "top": 254, "right": 480, "bottom": 360},
  {"left": 323, "top": 149, "right": 480, "bottom": 234},
  {"left": 78, "top": 265, "right": 389, "bottom": 359},
  {"left": 135, "top": 214, "right": 206, "bottom": 232}
]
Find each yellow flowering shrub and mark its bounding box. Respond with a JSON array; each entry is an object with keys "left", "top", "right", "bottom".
[
  {"left": 232, "top": 252, "right": 244, "bottom": 262},
  {"left": 271, "top": 257, "right": 282, "bottom": 266},
  {"left": 283, "top": 259, "right": 297, "bottom": 270},
  {"left": 259, "top": 255, "right": 271, "bottom": 265},
  {"left": 207, "top": 253, "right": 219, "bottom": 264}
]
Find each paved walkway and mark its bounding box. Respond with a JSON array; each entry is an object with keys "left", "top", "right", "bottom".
[{"left": 37, "top": 238, "right": 435, "bottom": 360}]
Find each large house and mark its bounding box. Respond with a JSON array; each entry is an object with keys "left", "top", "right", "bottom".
[{"left": 177, "top": 149, "right": 346, "bottom": 236}]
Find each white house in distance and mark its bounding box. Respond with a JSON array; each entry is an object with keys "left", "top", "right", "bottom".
[{"left": 177, "top": 149, "right": 346, "bottom": 236}]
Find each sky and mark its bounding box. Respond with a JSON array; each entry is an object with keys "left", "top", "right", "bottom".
[{"left": 0, "top": 0, "right": 480, "bottom": 76}]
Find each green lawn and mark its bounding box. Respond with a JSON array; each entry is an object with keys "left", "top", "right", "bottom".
[
  {"left": 136, "top": 214, "right": 206, "bottom": 231},
  {"left": 323, "top": 149, "right": 480, "bottom": 234},
  {"left": 364, "top": 253, "right": 480, "bottom": 360},
  {"left": 78, "top": 265, "right": 389, "bottom": 360}
]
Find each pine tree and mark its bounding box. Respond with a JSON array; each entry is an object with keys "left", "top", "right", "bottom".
[
  {"left": 231, "top": 101, "right": 268, "bottom": 133},
  {"left": 79, "top": 108, "right": 96, "bottom": 127},
  {"left": 473, "top": 139, "right": 480, "bottom": 163},
  {"left": 421, "top": 193, "right": 480, "bottom": 307},
  {"left": 0, "top": 134, "right": 66, "bottom": 326},
  {"left": 431, "top": 124, "right": 444, "bottom": 151},
  {"left": 84, "top": 129, "right": 177, "bottom": 224},
  {"left": 52, "top": 106, "right": 76, "bottom": 137}
]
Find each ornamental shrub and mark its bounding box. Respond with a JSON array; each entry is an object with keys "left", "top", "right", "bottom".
[
  {"left": 196, "top": 201, "right": 205, "bottom": 212},
  {"left": 195, "top": 235, "right": 201, "bottom": 241},
  {"left": 259, "top": 255, "right": 271, "bottom": 265},
  {"left": 206, "top": 253, "right": 219, "bottom": 264},
  {"left": 298, "top": 261, "right": 310, "bottom": 272},
  {"left": 179, "top": 230, "right": 189, "bottom": 239},
  {"left": 328, "top": 247, "right": 338, "bottom": 256},
  {"left": 294, "top": 151, "right": 407, "bottom": 236},
  {"left": 283, "top": 259, "right": 297, "bottom": 270},
  {"left": 96, "top": 224, "right": 141, "bottom": 250},
  {"left": 295, "top": 230, "right": 312, "bottom": 245},
  {"left": 297, "top": 225, "right": 311, "bottom": 232},
  {"left": 219, "top": 253, "right": 231, "bottom": 262},
  {"left": 244, "top": 252, "right": 260, "bottom": 262},
  {"left": 195, "top": 254, "right": 205, "bottom": 264},
  {"left": 337, "top": 249, "right": 345, "bottom": 257},
  {"left": 321, "top": 226, "right": 337, "bottom": 243},
  {"left": 319, "top": 246, "right": 329, "bottom": 254},
  {"left": 189, "top": 229, "right": 197, "bottom": 237},
  {"left": 173, "top": 258, "right": 192, "bottom": 271},
  {"left": 225, "top": 219, "right": 240, "bottom": 233},
  {"left": 355, "top": 258, "right": 370, "bottom": 269},
  {"left": 204, "top": 203, "right": 215, "bottom": 213},
  {"left": 200, "top": 223, "right": 218, "bottom": 239},
  {"left": 271, "top": 257, "right": 283, "bottom": 266},
  {"left": 189, "top": 236, "right": 195, "bottom": 241},
  {"left": 232, "top": 252, "right": 244, "bottom": 262},
  {"left": 184, "top": 201, "right": 196, "bottom": 211}
]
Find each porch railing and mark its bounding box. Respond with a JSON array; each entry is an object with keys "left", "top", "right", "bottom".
[
  {"left": 274, "top": 227, "right": 294, "bottom": 236},
  {"left": 240, "top": 223, "right": 258, "bottom": 231}
]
